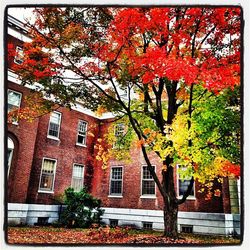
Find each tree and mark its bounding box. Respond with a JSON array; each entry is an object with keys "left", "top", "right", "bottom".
[{"left": 11, "top": 7, "right": 241, "bottom": 237}]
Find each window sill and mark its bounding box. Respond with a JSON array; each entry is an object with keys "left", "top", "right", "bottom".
[
  {"left": 178, "top": 196, "right": 196, "bottom": 200},
  {"left": 108, "top": 195, "right": 123, "bottom": 198},
  {"left": 47, "top": 136, "right": 60, "bottom": 141},
  {"left": 38, "top": 190, "right": 54, "bottom": 194},
  {"left": 140, "top": 195, "right": 156, "bottom": 199},
  {"left": 8, "top": 121, "right": 19, "bottom": 126},
  {"left": 76, "top": 143, "right": 87, "bottom": 148}
]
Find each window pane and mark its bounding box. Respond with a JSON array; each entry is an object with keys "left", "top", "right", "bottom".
[
  {"left": 142, "top": 180, "right": 155, "bottom": 195},
  {"left": 39, "top": 159, "right": 56, "bottom": 191},
  {"left": 48, "top": 112, "right": 61, "bottom": 137},
  {"left": 72, "top": 178, "right": 83, "bottom": 192},
  {"left": 77, "top": 134, "right": 86, "bottom": 144},
  {"left": 110, "top": 180, "right": 122, "bottom": 194},
  {"left": 179, "top": 179, "right": 194, "bottom": 196},
  {"left": 79, "top": 121, "right": 87, "bottom": 132},
  {"left": 142, "top": 166, "right": 155, "bottom": 195},
  {"left": 73, "top": 164, "right": 84, "bottom": 178},
  {"left": 72, "top": 164, "right": 84, "bottom": 191},
  {"left": 8, "top": 90, "right": 21, "bottom": 112},
  {"left": 77, "top": 121, "right": 87, "bottom": 145},
  {"left": 110, "top": 167, "right": 123, "bottom": 195},
  {"left": 14, "top": 46, "right": 24, "bottom": 64},
  {"left": 111, "top": 167, "right": 122, "bottom": 179},
  {"left": 42, "top": 159, "right": 55, "bottom": 173},
  {"left": 7, "top": 149, "right": 13, "bottom": 168},
  {"left": 50, "top": 112, "right": 60, "bottom": 124},
  {"left": 49, "top": 123, "right": 59, "bottom": 137},
  {"left": 143, "top": 166, "right": 153, "bottom": 179},
  {"left": 178, "top": 165, "right": 195, "bottom": 197},
  {"left": 40, "top": 174, "right": 54, "bottom": 190}
]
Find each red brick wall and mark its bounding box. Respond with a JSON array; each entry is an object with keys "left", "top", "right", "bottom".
[
  {"left": 91, "top": 121, "right": 226, "bottom": 213},
  {"left": 7, "top": 82, "right": 39, "bottom": 203},
  {"left": 7, "top": 82, "right": 229, "bottom": 213},
  {"left": 26, "top": 106, "right": 99, "bottom": 204},
  {"left": 7, "top": 35, "right": 24, "bottom": 70}
]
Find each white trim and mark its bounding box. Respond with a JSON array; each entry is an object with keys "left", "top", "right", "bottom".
[
  {"left": 71, "top": 163, "right": 85, "bottom": 191},
  {"left": 176, "top": 164, "right": 196, "bottom": 200},
  {"left": 8, "top": 27, "right": 32, "bottom": 42},
  {"left": 109, "top": 166, "right": 124, "bottom": 196},
  {"left": 47, "top": 111, "right": 62, "bottom": 140},
  {"left": 140, "top": 195, "right": 156, "bottom": 199},
  {"left": 47, "top": 135, "right": 60, "bottom": 141},
  {"left": 76, "top": 143, "right": 87, "bottom": 148},
  {"left": 108, "top": 195, "right": 123, "bottom": 198},
  {"left": 141, "top": 165, "right": 156, "bottom": 197},
  {"left": 38, "top": 157, "right": 57, "bottom": 193},
  {"left": 76, "top": 120, "right": 88, "bottom": 147}
]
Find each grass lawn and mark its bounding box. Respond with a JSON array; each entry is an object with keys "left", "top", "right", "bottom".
[{"left": 7, "top": 226, "right": 241, "bottom": 245}]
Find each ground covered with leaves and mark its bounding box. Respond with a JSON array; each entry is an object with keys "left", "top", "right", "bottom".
[{"left": 7, "top": 226, "right": 241, "bottom": 245}]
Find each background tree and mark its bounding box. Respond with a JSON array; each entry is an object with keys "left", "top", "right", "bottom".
[{"left": 11, "top": 6, "right": 241, "bottom": 237}]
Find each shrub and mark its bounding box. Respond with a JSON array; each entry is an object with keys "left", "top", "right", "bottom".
[{"left": 60, "top": 187, "right": 104, "bottom": 228}]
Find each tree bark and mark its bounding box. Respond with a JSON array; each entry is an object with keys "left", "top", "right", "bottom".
[
  {"left": 161, "top": 158, "right": 179, "bottom": 238},
  {"left": 163, "top": 201, "right": 178, "bottom": 238}
]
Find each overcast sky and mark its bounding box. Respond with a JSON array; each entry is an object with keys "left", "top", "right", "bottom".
[{"left": 7, "top": 7, "right": 35, "bottom": 22}]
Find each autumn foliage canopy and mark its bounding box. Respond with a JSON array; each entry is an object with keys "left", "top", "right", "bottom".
[{"left": 9, "top": 7, "right": 241, "bottom": 199}]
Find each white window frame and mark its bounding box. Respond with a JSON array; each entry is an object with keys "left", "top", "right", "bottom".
[
  {"left": 71, "top": 163, "right": 85, "bottom": 192},
  {"left": 7, "top": 89, "right": 22, "bottom": 125},
  {"left": 47, "top": 111, "right": 62, "bottom": 140},
  {"left": 176, "top": 164, "right": 196, "bottom": 200},
  {"left": 38, "top": 157, "right": 57, "bottom": 193},
  {"left": 76, "top": 120, "right": 88, "bottom": 147},
  {"left": 140, "top": 165, "right": 156, "bottom": 198},
  {"left": 14, "top": 46, "right": 24, "bottom": 64},
  {"left": 108, "top": 166, "right": 123, "bottom": 198}
]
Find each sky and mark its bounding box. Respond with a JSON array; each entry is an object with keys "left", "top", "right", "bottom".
[{"left": 8, "top": 7, "right": 35, "bottom": 22}]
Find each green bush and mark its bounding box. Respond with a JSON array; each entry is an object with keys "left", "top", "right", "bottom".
[{"left": 60, "top": 187, "right": 104, "bottom": 228}]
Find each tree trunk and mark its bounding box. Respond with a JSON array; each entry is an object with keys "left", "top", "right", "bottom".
[
  {"left": 161, "top": 157, "right": 178, "bottom": 238},
  {"left": 163, "top": 201, "right": 178, "bottom": 238}
]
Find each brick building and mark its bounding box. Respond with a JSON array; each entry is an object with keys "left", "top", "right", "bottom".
[{"left": 6, "top": 15, "right": 241, "bottom": 235}]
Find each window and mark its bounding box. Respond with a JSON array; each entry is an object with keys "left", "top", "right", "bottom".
[
  {"left": 180, "top": 225, "right": 193, "bottom": 233},
  {"left": 113, "top": 123, "right": 125, "bottom": 148},
  {"left": 109, "top": 219, "right": 119, "bottom": 227},
  {"left": 7, "top": 90, "right": 22, "bottom": 124},
  {"left": 39, "top": 158, "right": 57, "bottom": 192},
  {"left": 177, "top": 165, "right": 195, "bottom": 198},
  {"left": 47, "top": 112, "right": 61, "bottom": 139},
  {"left": 142, "top": 222, "right": 153, "bottom": 230},
  {"left": 109, "top": 166, "right": 123, "bottom": 196},
  {"left": 36, "top": 217, "right": 49, "bottom": 226},
  {"left": 14, "top": 46, "right": 24, "bottom": 64},
  {"left": 76, "top": 120, "right": 87, "bottom": 146},
  {"left": 141, "top": 166, "right": 156, "bottom": 196},
  {"left": 8, "top": 89, "right": 22, "bottom": 113},
  {"left": 71, "top": 164, "right": 84, "bottom": 192},
  {"left": 7, "top": 137, "right": 14, "bottom": 176}
]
